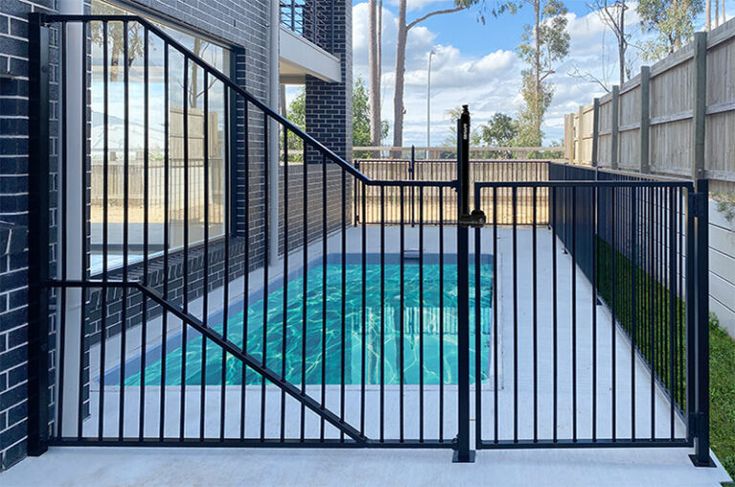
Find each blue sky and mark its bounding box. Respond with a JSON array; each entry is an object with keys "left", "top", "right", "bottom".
[
  {"left": 406, "top": 1, "right": 593, "bottom": 56},
  {"left": 348, "top": 0, "right": 734, "bottom": 147}
]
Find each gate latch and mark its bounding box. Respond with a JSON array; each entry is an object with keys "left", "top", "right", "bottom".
[{"left": 458, "top": 209, "right": 487, "bottom": 228}]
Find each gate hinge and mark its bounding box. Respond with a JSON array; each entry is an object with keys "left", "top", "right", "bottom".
[
  {"left": 458, "top": 209, "right": 487, "bottom": 228},
  {"left": 688, "top": 192, "right": 708, "bottom": 218}
]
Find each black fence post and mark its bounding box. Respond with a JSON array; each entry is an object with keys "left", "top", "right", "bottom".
[
  {"left": 411, "top": 144, "right": 416, "bottom": 227},
  {"left": 454, "top": 105, "right": 475, "bottom": 463},
  {"left": 27, "top": 12, "right": 50, "bottom": 457},
  {"left": 690, "top": 179, "right": 714, "bottom": 467},
  {"left": 354, "top": 160, "right": 360, "bottom": 226}
]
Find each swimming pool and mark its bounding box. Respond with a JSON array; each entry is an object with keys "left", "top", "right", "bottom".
[{"left": 112, "top": 254, "right": 493, "bottom": 387}]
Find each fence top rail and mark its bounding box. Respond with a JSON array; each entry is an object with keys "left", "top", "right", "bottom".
[
  {"left": 363, "top": 179, "right": 458, "bottom": 188},
  {"left": 475, "top": 179, "right": 694, "bottom": 189},
  {"left": 355, "top": 159, "right": 553, "bottom": 164},
  {"left": 354, "top": 145, "right": 564, "bottom": 152},
  {"left": 549, "top": 161, "right": 694, "bottom": 183},
  {"left": 42, "top": 13, "right": 371, "bottom": 184}
]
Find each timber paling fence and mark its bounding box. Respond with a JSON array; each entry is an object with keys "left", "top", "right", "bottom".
[
  {"left": 564, "top": 19, "right": 735, "bottom": 191},
  {"left": 564, "top": 18, "right": 735, "bottom": 339},
  {"left": 354, "top": 159, "right": 550, "bottom": 224}
]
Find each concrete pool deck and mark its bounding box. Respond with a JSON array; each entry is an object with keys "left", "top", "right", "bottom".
[
  {"left": 42, "top": 226, "right": 732, "bottom": 486},
  {"left": 2, "top": 446, "right": 731, "bottom": 486}
]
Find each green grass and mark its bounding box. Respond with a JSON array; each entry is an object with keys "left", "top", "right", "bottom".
[
  {"left": 595, "top": 238, "right": 687, "bottom": 408},
  {"left": 710, "top": 315, "right": 735, "bottom": 477},
  {"left": 595, "top": 237, "right": 735, "bottom": 477}
]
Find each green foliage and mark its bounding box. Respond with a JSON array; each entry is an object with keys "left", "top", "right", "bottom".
[
  {"left": 285, "top": 79, "right": 387, "bottom": 159},
  {"left": 516, "top": 0, "right": 570, "bottom": 147},
  {"left": 710, "top": 314, "right": 735, "bottom": 477},
  {"left": 287, "top": 90, "right": 306, "bottom": 130},
  {"left": 714, "top": 192, "right": 735, "bottom": 224},
  {"left": 597, "top": 236, "right": 735, "bottom": 478},
  {"left": 636, "top": 0, "right": 704, "bottom": 60},
  {"left": 478, "top": 113, "right": 519, "bottom": 147},
  {"left": 353, "top": 77, "right": 388, "bottom": 148},
  {"left": 443, "top": 105, "right": 484, "bottom": 146},
  {"left": 596, "top": 237, "right": 687, "bottom": 408}
]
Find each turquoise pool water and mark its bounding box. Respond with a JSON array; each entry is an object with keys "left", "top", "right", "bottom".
[{"left": 117, "top": 255, "right": 493, "bottom": 386}]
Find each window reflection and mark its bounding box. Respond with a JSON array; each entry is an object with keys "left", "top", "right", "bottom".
[{"left": 89, "top": 1, "right": 230, "bottom": 274}]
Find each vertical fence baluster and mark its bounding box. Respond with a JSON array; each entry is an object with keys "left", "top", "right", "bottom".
[
  {"left": 320, "top": 153, "right": 327, "bottom": 441},
  {"left": 571, "top": 186, "right": 577, "bottom": 442},
  {"left": 57, "top": 21, "right": 68, "bottom": 441},
  {"left": 631, "top": 185, "right": 637, "bottom": 441},
  {"left": 159, "top": 40, "right": 170, "bottom": 441},
  {"left": 439, "top": 186, "right": 445, "bottom": 442},
  {"left": 379, "top": 185, "right": 385, "bottom": 442},
  {"left": 419, "top": 185, "right": 425, "bottom": 442},
  {"left": 139, "top": 26, "right": 150, "bottom": 441},
  {"left": 241, "top": 94, "right": 251, "bottom": 433},
  {"left": 340, "top": 170, "right": 347, "bottom": 442},
  {"left": 300, "top": 142, "right": 308, "bottom": 441},
  {"left": 532, "top": 186, "right": 538, "bottom": 443},
  {"left": 77, "top": 20, "right": 88, "bottom": 442},
  {"left": 261, "top": 115, "right": 270, "bottom": 441},
  {"left": 399, "top": 185, "right": 405, "bottom": 442},
  {"left": 198, "top": 70, "right": 210, "bottom": 441},
  {"left": 592, "top": 184, "right": 598, "bottom": 442},
  {"left": 552, "top": 186, "right": 558, "bottom": 443},
  {"left": 220, "top": 85, "right": 231, "bottom": 441},
  {"left": 281, "top": 128, "right": 289, "bottom": 442},
  {"left": 98, "top": 21, "right": 108, "bottom": 441},
  {"left": 360, "top": 179, "right": 367, "bottom": 436}
]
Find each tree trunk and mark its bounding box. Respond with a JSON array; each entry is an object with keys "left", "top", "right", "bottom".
[
  {"left": 392, "top": 0, "right": 408, "bottom": 151},
  {"left": 368, "top": 0, "right": 381, "bottom": 146},
  {"left": 706, "top": 0, "right": 711, "bottom": 31},
  {"left": 723, "top": 0, "right": 726, "bottom": 24},
  {"left": 618, "top": 1, "right": 626, "bottom": 87},
  {"left": 190, "top": 38, "right": 201, "bottom": 108},
  {"left": 533, "top": 0, "right": 542, "bottom": 146}
]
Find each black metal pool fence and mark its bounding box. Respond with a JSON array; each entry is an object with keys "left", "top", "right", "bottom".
[{"left": 26, "top": 13, "right": 712, "bottom": 466}]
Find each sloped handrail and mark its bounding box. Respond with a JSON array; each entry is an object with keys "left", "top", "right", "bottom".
[
  {"left": 44, "top": 13, "right": 369, "bottom": 183},
  {"left": 50, "top": 278, "right": 367, "bottom": 443}
]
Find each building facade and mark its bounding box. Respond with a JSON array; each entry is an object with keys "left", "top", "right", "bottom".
[{"left": 0, "top": 0, "right": 351, "bottom": 471}]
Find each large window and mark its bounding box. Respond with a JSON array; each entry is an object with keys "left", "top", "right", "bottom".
[{"left": 89, "top": 1, "right": 230, "bottom": 273}]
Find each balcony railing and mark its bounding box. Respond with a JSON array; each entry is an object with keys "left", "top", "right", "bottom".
[{"left": 280, "top": 0, "right": 330, "bottom": 50}]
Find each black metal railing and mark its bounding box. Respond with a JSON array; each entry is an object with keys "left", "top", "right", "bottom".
[
  {"left": 471, "top": 176, "right": 705, "bottom": 451},
  {"left": 27, "top": 13, "right": 712, "bottom": 466},
  {"left": 30, "top": 13, "right": 462, "bottom": 453},
  {"left": 280, "top": 0, "right": 330, "bottom": 50},
  {"left": 354, "top": 158, "right": 548, "bottom": 225}
]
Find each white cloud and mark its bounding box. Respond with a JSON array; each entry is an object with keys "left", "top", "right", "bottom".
[
  {"left": 386, "top": 0, "right": 457, "bottom": 13},
  {"left": 351, "top": 1, "right": 692, "bottom": 146}
]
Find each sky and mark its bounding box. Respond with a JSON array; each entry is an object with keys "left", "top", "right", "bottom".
[{"left": 345, "top": 0, "right": 735, "bottom": 147}]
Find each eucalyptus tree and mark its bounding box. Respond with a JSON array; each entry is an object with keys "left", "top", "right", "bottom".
[
  {"left": 516, "top": 0, "right": 570, "bottom": 147},
  {"left": 637, "top": 0, "right": 704, "bottom": 60},
  {"left": 391, "top": 0, "right": 518, "bottom": 150}
]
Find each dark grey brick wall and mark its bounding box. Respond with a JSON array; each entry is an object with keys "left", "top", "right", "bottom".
[
  {"left": 0, "top": 0, "right": 60, "bottom": 471},
  {"left": 282, "top": 0, "right": 353, "bottom": 254}
]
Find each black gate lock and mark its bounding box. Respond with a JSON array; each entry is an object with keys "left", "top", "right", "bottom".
[{"left": 458, "top": 209, "right": 487, "bottom": 228}]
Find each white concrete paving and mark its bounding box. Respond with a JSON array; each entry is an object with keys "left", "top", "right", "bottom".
[{"left": 1, "top": 446, "right": 731, "bottom": 487}]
